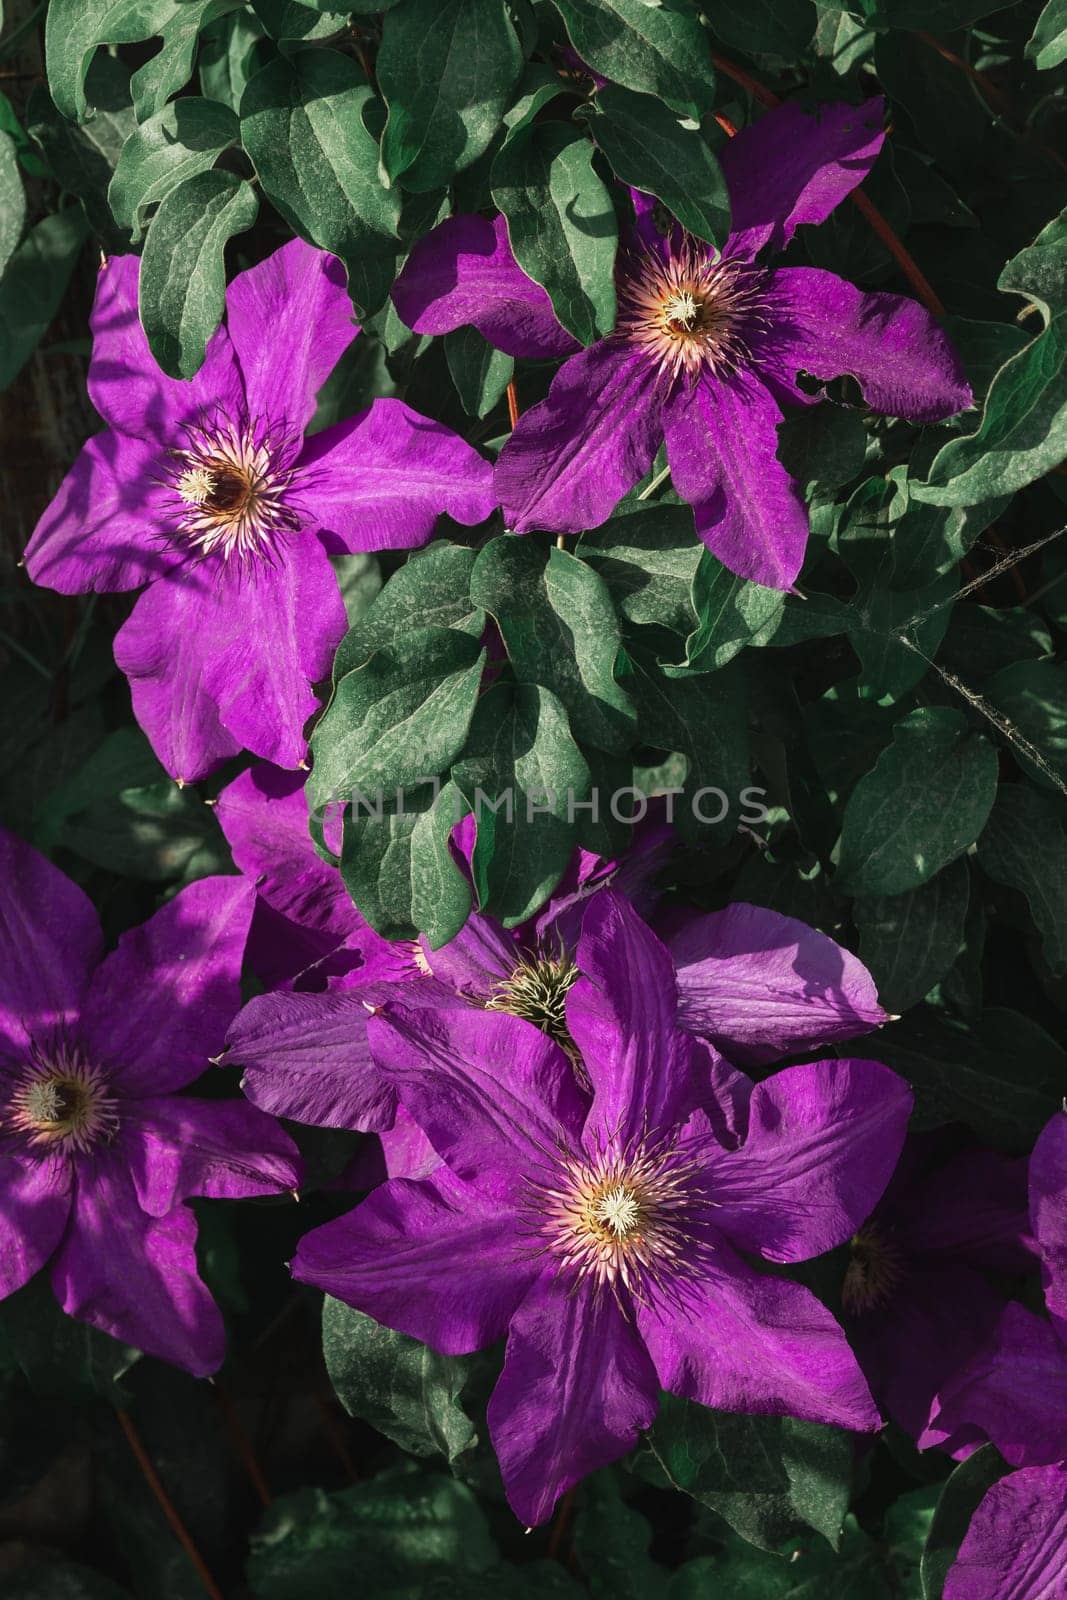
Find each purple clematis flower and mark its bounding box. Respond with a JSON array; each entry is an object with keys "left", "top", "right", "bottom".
[
  {"left": 0, "top": 827, "right": 301, "bottom": 1375},
  {"left": 287, "top": 891, "right": 912, "bottom": 1524},
  {"left": 918, "top": 1110, "right": 1067, "bottom": 1468},
  {"left": 943, "top": 1463, "right": 1067, "bottom": 1600},
  {"left": 838, "top": 1134, "right": 1033, "bottom": 1444},
  {"left": 23, "top": 242, "right": 496, "bottom": 782},
  {"left": 393, "top": 97, "right": 971, "bottom": 589}
]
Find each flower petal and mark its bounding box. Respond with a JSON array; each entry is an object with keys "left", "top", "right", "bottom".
[
  {"left": 1031, "top": 1111, "right": 1067, "bottom": 1343},
  {"left": 293, "top": 1167, "right": 537, "bottom": 1355},
  {"left": 722, "top": 97, "right": 885, "bottom": 261},
  {"left": 638, "top": 1238, "right": 881, "bottom": 1432},
  {"left": 23, "top": 432, "right": 184, "bottom": 595},
  {"left": 225, "top": 988, "right": 398, "bottom": 1132},
  {"left": 392, "top": 213, "right": 579, "bottom": 360},
  {"left": 569, "top": 889, "right": 702, "bottom": 1148},
  {"left": 761, "top": 267, "right": 972, "bottom": 422},
  {"left": 911, "top": 1147, "right": 1033, "bottom": 1274},
  {"left": 662, "top": 372, "right": 809, "bottom": 590},
  {"left": 667, "top": 902, "right": 888, "bottom": 1067},
  {"left": 366, "top": 999, "right": 587, "bottom": 1198},
  {"left": 417, "top": 909, "right": 518, "bottom": 1001},
  {"left": 0, "top": 827, "right": 102, "bottom": 1052},
  {"left": 496, "top": 341, "right": 664, "bottom": 536},
  {"left": 300, "top": 399, "right": 495, "bottom": 553},
  {"left": 487, "top": 1273, "right": 659, "bottom": 1526},
  {"left": 943, "top": 1464, "right": 1067, "bottom": 1600},
  {"left": 0, "top": 1155, "right": 72, "bottom": 1299},
  {"left": 708, "top": 1058, "right": 912, "bottom": 1263},
  {"left": 225, "top": 239, "right": 358, "bottom": 435},
  {"left": 87, "top": 254, "right": 244, "bottom": 439},
  {"left": 79, "top": 876, "right": 253, "bottom": 1096},
  {"left": 122, "top": 1096, "right": 302, "bottom": 1215},
  {"left": 51, "top": 1154, "right": 224, "bottom": 1376}
]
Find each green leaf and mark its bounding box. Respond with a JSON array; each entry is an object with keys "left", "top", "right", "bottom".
[
  {"left": 247, "top": 1470, "right": 498, "bottom": 1600},
  {"left": 554, "top": 0, "right": 717, "bottom": 122},
  {"left": 500, "top": 62, "right": 568, "bottom": 147},
  {"left": 309, "top": 626, "right": 485, "bottom": 812},
  {"left": 834, "top": 708, "right": 998, "bottom": 896},
  {"left": 1027, "top": 0, "right": 1067, "bottom": 68},
  {"left": 0, "top": 1559, "right": 133, "bottom": 1598},
  {"left": 241, "top": 47, "right": 400, "bottom": 316},
  {"left": 322, "top": 1298, "right": 478, "bottom": 1462},
  {"left": 707, "top": 0, "right": 817, "bottom": 57},
  {"left": 0, "top": 127, "right": 22, "bottom": 273},
  {"left": 977, "top": 781, "right": 1067, "bottom": 973},
  {"left": 776, "top": 405, "right": 868, "bottom": 499},
  {"left": 109, "top": 96, "right": 239, "bottom": 240},
  {"left": 573, "top": 1474, "right": 668, "bottom": 1600},
  {"left": 881, "top": 0, "right": 1005, "bottom": 25},
  {"left": 470, "top": 538, "right": 636, "bottom": 754},
  {"left": 129, "top": 0, "right": 240, "bottom": 121},
  {"left": 198, "top": 8, "right": 268, "bottom": 110},
  {"left": 378, "top": 0, "right": 522, "bottom": 191},
  {"left": 854, "top": 857, "right": 970, "bottom": 1014},
  {"left": 920, "top": 1446, "right": 1005, "bottom": 1600},
  {"left": 638, "top": 1394, "right": 853, "bottom": 1552},
  {"left": 984, "top": 658, "right": 1067, "bottom": 791},
  {"left": 26, "top": 56, "right": 135, "bottom": 247},
  {"left": 0, "top": 1274, "right": 139, "bottom": 1406},
  {"left": 44, "top": 0, "right": 174, "bottom": 121},
  {"left": 490, "top": 121, "right": 617, "bottom": 345},
  {"left": 333, "top": 543, "right": 483, "bottom": 676},
  {"left": 444, "top": 325, "right": 514, "bottom": 418},
  {"left": 673, "top": 1520, "right": 894, "bottom": 1599},
  {"left": 578, "top": 504, "right": 702, "bottom": 634},
  {"left": 340, "top": 781, "right": 473, "bottom": 945},
  {"left": 138, "top": 167, "right": 258, "bottom": 378},
  {"left": 0, "top": 205, "right": 87, "bottom": 392},
  {"left": 252, "top": 0, "right": 350, "bottom": 41},
  {"left": 453, "top": 680, "right": 590, "bottom": 925},
  {"left": 684, "top": 551, "right": 786, "bottom": 672},
  {"left": 579, "top": 84, "right": 729, "bottom": 248}
]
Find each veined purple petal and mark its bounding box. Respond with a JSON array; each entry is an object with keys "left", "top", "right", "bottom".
[
  {"left": 569, "top": 890, "right": 700, "bottom": 1148},
  {"left": 418, "top": 910, "right": 518, "bottom": 1001},
  {"left": 79, "top": 876, "right": 253, "bottom": 1096},
  {"left": 943, "top": 1464, "right": 1067, "bottom": 1600},
  {"left": 122, "top": 1097, "right": 302, "bottom": 1215},
  {"left": 225, "top": 239, "right": 358, "bottom": 435},
  {"left": 0, "top": 1155, "right": 72, "bottom": 1299},
  {"left": 51, "top": 1153, "right": 225, "bottom": 1376},
  {"left": 0, "top": 827, "right": 102, "bottom": 1052},
  {"left": 722, "top": 97, "right": 885, "bottom": 261},
  {"left": 225, "top": 989, "right": 398, "bottom": 1132},
  {"left": 662, "top": 372, "right": 809, "bottom": 590},
  {"left": 487, "top": 1273, "right": 659, "bottom": 1527},
  {"left": 366, "top": 1000, "right": 587, "bottom": 1199},
  {"left": 23, "top": 432, "right": 183, "bottom": 595},
  {"left": 760, "top": 268, "right": 972, "bottom": 422},
  {"left": 708, "top": 1058, "right": 912, "bottom": 1263},
  {"left": 87, "top": 255, "right": 244, "bottom": 439},
  {"left": 293, "top": 1167, "right": 538, "bottom": 1355},
  {"left": 637, "top": 1239, "right": 881, "bottom": 1432},
  {"left": 340, "top": 1105, "right": 442, "bottom": 1190},
  {"left": 913, "top": 1148, "right": 1033, "bottom": 1274},
  {"left": 667, "top": 902, "right": 888, "bottom": 1067},
  {"left": 920, "top": 1301, "right": 1067, "bottom": 1466},
  {"left": 1031, "top": 1112, "right": 1067, "bottom": 1344},
  {"left": 496, "top": 341, "right": 664, "bottom": 535},
  {"left": 392, "top": 213, "right": 579, "bottom": 360},
  {"left": 301, "top": 399, "right": 495, "bottom": 553}
]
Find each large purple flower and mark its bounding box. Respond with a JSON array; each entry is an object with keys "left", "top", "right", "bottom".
[
  {"left": 393, "top": 97, "right": 971, "bottom": 588},
  {"left": 0, "top": 828, "right": 301, "bottom": 1375},
  {"left": 943, "top": 1463, "right": 1067, "bottom": 1600},
  {"left": 23, "top": 242, "right": 496, "bottom": 782},
  {"left": 288, "top": 891, "right": 912, "bottom": 1524}
]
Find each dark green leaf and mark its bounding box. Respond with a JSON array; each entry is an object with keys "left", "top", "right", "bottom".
[
  {"left": 241, "top": 47, "right": 400, "bottom": 316},
  {"left": 854, "top": 857, "right": 971, "bottom": 1013},
  {"left": 198, "top": 8, "right": 269, "bottom": 110},
  {"left": 490, "top": 120, "right": 617, "bottom": 344},
  {"left": 0, "top": 127, "right": 22, "bottom": 272},
  {"left": 707, "top": 0, "right": 817, "bottom": 58},
  {"left": 578, "top": 504, "right": 702, "bottom": 634},
  {"left": 109, "top": 96, "right": 239, "bottom": 240},
  {"left": 554, "top": 0, "right": 717, "bottom": 122},
  {"left": 977, "top": 781, "right": 1067, "bottom": 973},
  {"left": 834, "top": 708, "right": 998, "bottom": 896},
  {"left": 378, "top": 0, "right": 522, "bottom": 191},
  {"left": 0, "top": 206, "right": 87, "bottom": 392},
  {"left": 251, "top": 0, "right": 350, "bottom": 42},
  {"left": 138, "top": 167, "right": 258, "bottom": 378},
  {"left": 581, "top": 83, "right": 729, "bottom": 248},
  {"left": 26, "top": 56, "right": 135, "bottom": 248},
  {"left": 334, "top": 543, "right": 483, "bottom": 675},
  {"left": 129, "top": 0, "right": 240, "bottom": 121},
  {"left": 776, "top": 406, "right": 868, "bottom": 499},
  {"left": 573, "top": 1473, "right": 668, "bottom": 1600},
  {"left": 684, "top": 551, "right": 786, "bottom": 671},
  {"left": 44, "top": 0, "right": 173, "bottom": 121},
  {"left": 985, "top": 658, "right": 1067, "bottom": 791},
  {"left": 340, "top": 781, "right": 473, "bottom": 944},
  {"left": 0, "top": 1274, "right": 139, "bottom": 1406},
  {"left": 0, "top": 1560, "right": 132, "bottom": 1598},
  {"left": 1027, "top": 0, "right": 1067, "bottom": 68},
  {"left": 444, "top": 325, "right": 514, "bottom": 418},
  {"left": 920, "top": 1446, "right": 1005, "bottom": 1600}
]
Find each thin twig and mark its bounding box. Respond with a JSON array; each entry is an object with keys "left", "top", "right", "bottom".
[
  {"left": 638, "top": 463, "right": 672, "bottom": 501},
  {"left": 914, "top": 31, "right": 1010, "bottom": 114},
  {"left": 215, "top": 1386, "right": 273, "bottom": 1508},
  {"left": 506, "top": 379, "right": 520, "bottom": 429},
  {"left": 547, "top": 1487, "right": 576, "bottom": 1561},
  {"left": 116, "top": 1410, "right": 225, "bottom": 1600}
]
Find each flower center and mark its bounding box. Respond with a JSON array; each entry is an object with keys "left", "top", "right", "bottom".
[
  {"left": 486, "top": 954, "right": 580, "bottom": 1058},
  {"left": 166, "top": 415, "right": 299, "bottom": 564},
  {"left": 841, "top": 1225, "right": 904, "bottom": 1315},
  {"left": 618, "top": 240, "right": 766, "bottom": 382},
  {"left": 7, "top": 1043, "right": 118, "bottom": 1155}
]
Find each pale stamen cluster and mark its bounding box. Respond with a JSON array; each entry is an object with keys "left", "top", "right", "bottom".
[
  {"left": 617, "top": 239, "right": 768, "bottom": 383},
  {"left": 6, "top": 1040, "right": 118, "bottom": 1155},
  {"left": 486, "top": 953, "right": 586, "bottom": 1084},
  {"left": 167, "top": 413, "right": 300, "bottom": 564}
]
